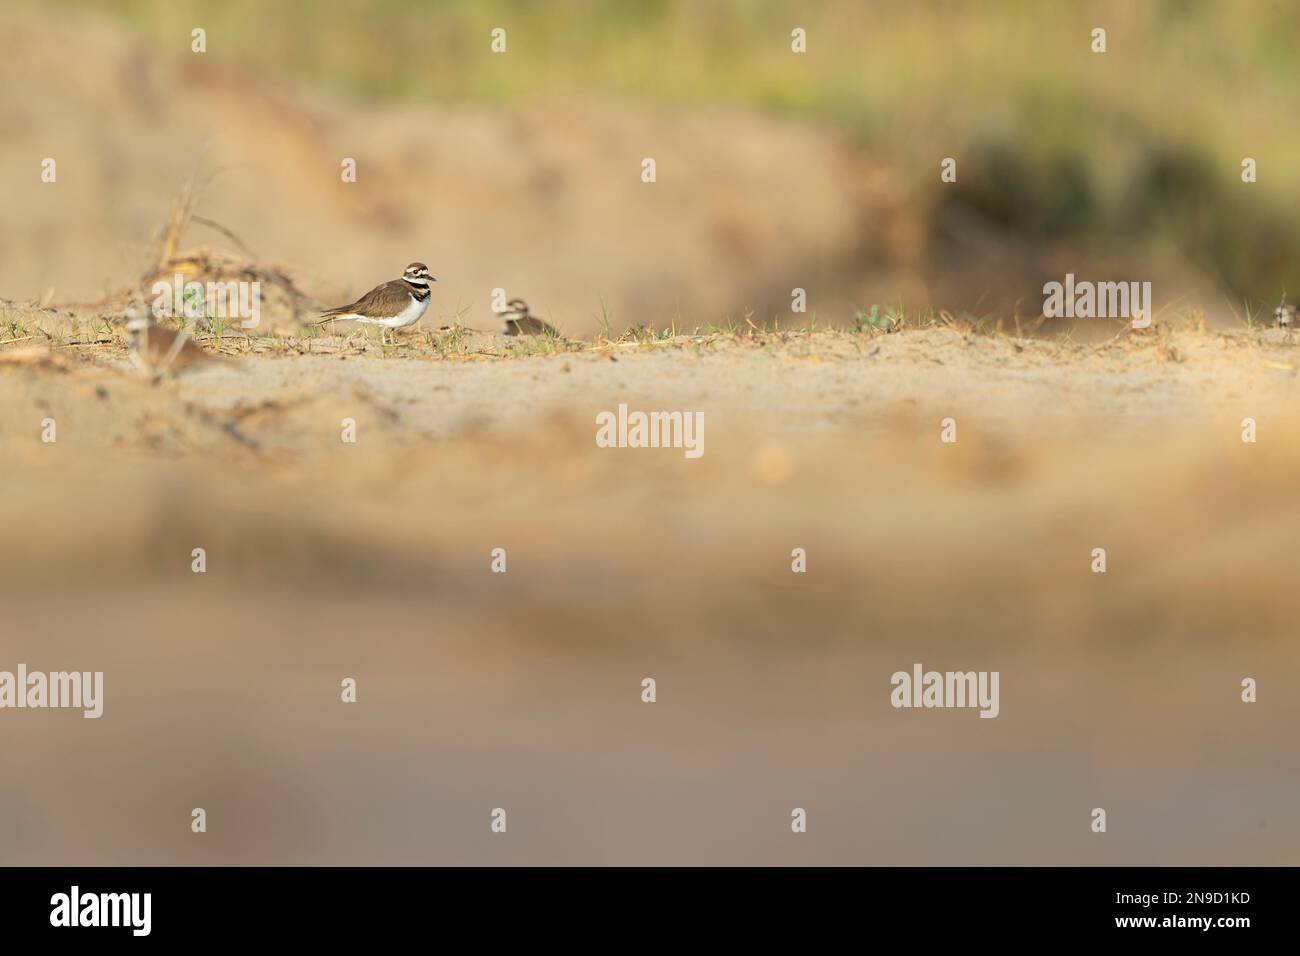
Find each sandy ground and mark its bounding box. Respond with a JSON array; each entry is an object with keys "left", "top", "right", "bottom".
[{"left": 1, "top": 321, "right": 1298, "bottom": 864}]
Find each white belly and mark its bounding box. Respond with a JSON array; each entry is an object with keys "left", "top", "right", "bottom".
[{"left": 354, "top": 294, "right": 429, "bottom": 328}]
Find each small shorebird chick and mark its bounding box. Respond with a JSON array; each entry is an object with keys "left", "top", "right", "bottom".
[
  {"left": 1275, "top": 299, "right": 1295, "bottom": 329},
  {"left": 126, "top": 316, "right": 218, "bottom": 380},
  {"left": 499, "top": 298, "right": 558, "bottom": 337}
]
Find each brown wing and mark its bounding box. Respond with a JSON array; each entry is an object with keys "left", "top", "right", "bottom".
[
  {"left": 504, "top": 315, "right": 559, "bottom": 336},
  {"left": 136, "top": 327, "right": 216, "bottom": 371},
  {"left": 321, "top": 280, "right": 411, "bottom": 318}
]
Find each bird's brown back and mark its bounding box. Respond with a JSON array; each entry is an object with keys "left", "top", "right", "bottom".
[
  {"left": 131, "top": 325, "right": 215, "bottom": 373},
  {"left": 503, "top": 314, "right": 559, "bottom": 336},
  {"left": 323, "top": 279, "right": 424, "bottom": 318}
]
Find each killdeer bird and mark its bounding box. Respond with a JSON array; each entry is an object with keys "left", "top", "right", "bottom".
[
  {"left": 125, "top": 316, "right": 217, "bottom": 380},
  {"left": 317, "top": 262, "right": 435, "bottom": 344},
  {"left": 1275, "top": 298, "right": 1295, "bottom": 329},
  {"left": 499, "top": 298, "right": 558, "bottom": 337}
]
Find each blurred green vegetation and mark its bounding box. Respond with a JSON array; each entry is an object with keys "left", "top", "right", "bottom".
[{"left": 52, "top": 0, "right": 1300, "bottom": 298}]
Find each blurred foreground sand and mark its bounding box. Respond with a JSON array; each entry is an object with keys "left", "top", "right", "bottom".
[{"left": 1, "top": 324, "right": 1298, "bottom": 864}]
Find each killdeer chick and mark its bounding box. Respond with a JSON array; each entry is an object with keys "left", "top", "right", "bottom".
[
  {"left": 317, "top": 262, "right": 436, "bottom": 344},
  {"left": 499, "top": 298, "right": 558, "bottom": 337},
  {"left": 1275, "top": 299, "right": 1295, "bottom": 329},
  {"left": 125, "top": 316, "right": 217, "bottom": 381}
]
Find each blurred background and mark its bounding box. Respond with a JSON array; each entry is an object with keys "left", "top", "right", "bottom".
[{"left": 3, "top": 0, "right": 1299, "bottom": 329}]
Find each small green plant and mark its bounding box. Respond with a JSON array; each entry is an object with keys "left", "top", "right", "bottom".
[
  {"left": 181, "top": 284, "right": 204, "bottom": 317},
  {"left": 594, "top": 296, "right": 614, "bottom": 342},
  {"left": 208, "top": 315, "right": 229, "bottom": 346},
  {"left": 853, "top": 304, "right": 902, "bottom": 333}
]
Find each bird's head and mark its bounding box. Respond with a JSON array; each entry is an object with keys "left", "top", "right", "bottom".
[{"left": 403, "top": 262, "right": 435, "bottom": 284}]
